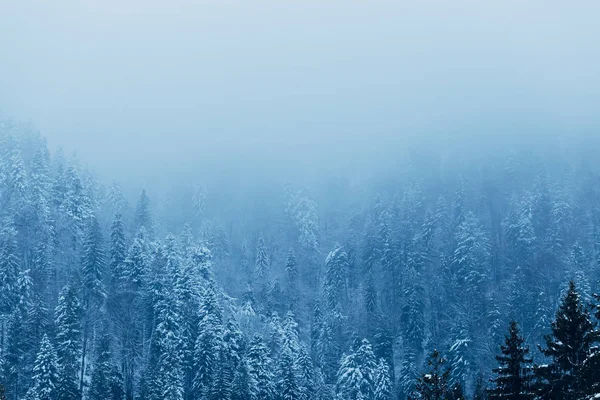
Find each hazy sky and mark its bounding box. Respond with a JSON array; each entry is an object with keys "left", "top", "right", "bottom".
[{"left": 1, "top": 0, "right": 599, "bottom": 183}]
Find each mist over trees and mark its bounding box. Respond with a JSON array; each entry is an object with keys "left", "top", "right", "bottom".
[{"left": 1, "top": 118, "right": 600, "bottom": 399}]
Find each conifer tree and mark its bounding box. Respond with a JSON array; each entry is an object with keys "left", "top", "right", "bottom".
[
  {"left": 285, "top": 248, "right": 299, "bottom": 308},
  {"left": 536, "top": 281, "right": 600, "bottom": 400},
  {"left": 247, "top": 335, "right": 275, "bottom": 400},
  {"left": 193, "top": 281, "right": 224, "bottom": 397},
  {"left": 336, "top": 339, "right": 376, "bottom": 400},
  {"left": 0, "top": 221, "right": 19, "bottom": 314},
  {"left": 255, "top": 234, "right": 269, "bottom": 280},
  {"left": 374, "top": 358, "right": 393, "bottom": 400},
  {"left": 54, "top": 285, "right": 83, "bottom": 400},
  {"left": 278, "top": 349, "right": 302, "bottom": 400},
  {"left": 108, "top": 213, "right": 126, "bottom": 294},
  {"left": 323, "top": 245, "right": 348, "bottom": 311},
  {"left": 409, "top": 350, "right": 452, "bottom": 400},
  {"left": 88, "top": 333, "right": 124, "bottom": 400},
  {"left": 134, "top": 189, "right": 153, "bottom": 238},
  {"left": 3, "top": 307, "right": 28, "bottom": 400},
  {"left": 232, "top": 358, "right": 256, "bottom": 400},
  {"left": 488, "top": 321, "right": 534, "bottom": 400},
  {"left": 25, "top": 335, "right": 59, "bottom": 400}
]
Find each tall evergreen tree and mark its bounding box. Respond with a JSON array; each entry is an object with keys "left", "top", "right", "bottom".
[
  {"left": 278, "top": 348, "right": 302, "bottom": 400},
  {"left": 54, "top": 285, "right": 83, "bottom": 400},
  {"left": 24, "top": 335, "right": 59, "bottom": 400},
  {"left": 374, "top": 358, "right": 393, "bottom": 400},
  {"left": 536, "top": 281, "right": 600, "bottom": 400},
  {"left": 488, "top": 321, "right": 534, "bottom": 400},
  {"left": 134, "top": 190, "right": 153, "bottom": 238},
  {"left": 336, "top": 339, "right": 376, "bottom": 400},
  {"left": 88, "top": 333, "right": 124, "bottom": 400},
  {"left": 255, "top": 234, "right": 269, "bottom": 280},
  {"left": 247, "top": 335, "right": 275, "bottom": 400},
  {"left": 409, "top": 350, "right": 452, "bottom": 400}
]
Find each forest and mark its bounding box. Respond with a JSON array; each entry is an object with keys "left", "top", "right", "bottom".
[{"left": 0, "top": 119, "right": 599, "bottom": 400}]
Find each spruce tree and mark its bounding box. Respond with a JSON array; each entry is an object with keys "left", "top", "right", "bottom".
[
  {"left": 247, "top": 335, "right": 275, "bottom": 400},
  {"left": 336, "top": 339, "right": 376, "bottom": 400},
  {"left": 134, "top": 189, "right": 153, "bottom": 238},
  {"left": 0, "top": 221, "right": 19, "bottom": 314},
  {"left": 3, "top": 307, "right": 28, "bottom": 400},
  {"left": 536, "top": 281, "right": 600, "bottom": 400},
  {"left": 374, "top": 358, "right": 393, "bottom": 400},
  {"left": 278, "top": 349, "right": 301, "bottom": 400},
  {"left": 88, "top": 333, "right": 124, "bottom": 400},
  {"left": 54, "top": 285, "right": 82, "bottom": 400},
  {"left": 488, "top": 321, "right": 534, "bottom": 400},
  {"left": 409, "top": 350, "right": 452, "bottom": 400},
  {"left": 25, "top": 335, "right": 59, "bottom": 400},
  {"left": 255, "top": 234, "right": 269, "bottom": 280}
]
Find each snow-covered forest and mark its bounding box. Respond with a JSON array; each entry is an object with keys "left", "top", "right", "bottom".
[{"left": 1, "top": 117, "right": 600, "bottom": 400}]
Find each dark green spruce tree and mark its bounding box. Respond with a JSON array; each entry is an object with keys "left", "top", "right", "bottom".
[
  {"left": 488, "top": 321, "right": 534, "bottom": 400},
  {"left": 536, "top": 281, "right": 600, "bottom": 400}
]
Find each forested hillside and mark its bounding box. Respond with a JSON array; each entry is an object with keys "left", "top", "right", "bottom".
[{"left": 1, "top": 119, "right": 599, "bottom": 400}]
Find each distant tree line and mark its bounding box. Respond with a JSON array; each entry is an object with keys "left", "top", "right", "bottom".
[{"left": 1, "top": 118, "right": 600, "bottom": 400}]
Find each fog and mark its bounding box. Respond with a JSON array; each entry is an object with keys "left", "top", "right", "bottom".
[{"left": 1, "top": 0, "right": 600, "bottom": 186}]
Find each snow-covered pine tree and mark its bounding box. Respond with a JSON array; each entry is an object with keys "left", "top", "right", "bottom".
[
  {"left": 134, "top": 189, "right": 154, "bottom": 238},
  {"left": 153, "top": 289, "right": 184, "bottom": 400},
  {"left": 24, "top": 334, "right": 59, "bottom": 400},
  {"left": 278, "top": 348, "right": 302, "bottom": 400},
  {"left": 285, "top": 248, "right": 299, "bottom": 309},
  {"left": 254, "top": 233, "right": 269, "bottom": 280},
  {"left": 0, "top": 221, "right": 19, "bottom": 314},
  {"left": 54, "top": 285, "right": 83, "bottom": 400},
  {"left": 335, "top": 339, "right": 376, "bottom": 400},
  {"left": 323, "top": 245, "right": 348, "bottom": 311},
  {"left": 3, "top": 307, "right": 28, "bottom": 399},
  {"left": 193, "top": 281, "right": 224, "bottom": 398},
  {"left": 247, "top": 335, "right": 275, "bottom": 400},
  {"left": 88, "top": 332, "right": 124, "bottom": 400},
  {"left": 108, "top": 213, "right": 126, "bottom": 294},
  {"left": 374, "top": 358, "right": 393, "bottom": 400}
]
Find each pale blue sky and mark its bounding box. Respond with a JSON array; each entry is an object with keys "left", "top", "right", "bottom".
[{"left": 1, "top": 0, "right": 599, "bottom": 183}]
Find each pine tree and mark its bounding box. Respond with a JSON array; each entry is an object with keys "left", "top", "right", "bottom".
[
  {"left": 323, "top": 245, "right": 349, "bottom": 310},
  {"left": 24, "top": 335, "right": 59, "bottom": 400},
  {"left": 278, "top": 349, "right": 302, "bottom": 400},
  {"left": 208, "top": 348, "right": 233, "bottom": 400},
  {"left": 285, "top": 248, "right": 299, "bottom": 308},
  {"left": 193, "top": 282, "right": 224, "bottom": 398},
  {"left": 255, "top": 234, "right": 269, "bottom": 280},
  {"left": 134, "top": 189, "right": 153, "bottom": 238},
  {"left": 296, "top": 344, "right": 317, "bottom": 400},
  {"left": 108, "top": 213, "right": 126, "bottom": 294},
  {"left": 88, "top": 333, "right": 124, "bottom": 400},
  {"left": 488, "top": 321, "right": 534, "bottom": 400},
  {"left": 54, "top": 285, "right": 83, "bottom": 400},
  {"left": 536, "top": 281, "right": 600, "bottom": 400},
  {"left": 452, "top": 212, "right": 490, "bottom": 310},
  {"left": 374, "top": 358, "right": 393, "bottom": 400},
  {"left": 402, "top": 257, "right": 425, "bottom": 352},
  {"left": 232, "top": 358, "right": 256, "bottom": 400},
  {"left": 0, "top": 221, "right": 19, "bottom": 314},
  {"left": 3, "top": 307, "right": 28, "bottom": 400},
  {"left": 153, "top": 290, "right": 184, "bottom": 400},
  {"left": 336, "top": 339, "right": 376, "bottom": 400},
  {"left": 80, "top": 215, "right": 106, "bottom": 397},
  {"left": 247, "top": 335, "right": 275, "bottom": 400},
  {"left": 409, "top": 350, "right": 452, "bottom": 400}
]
